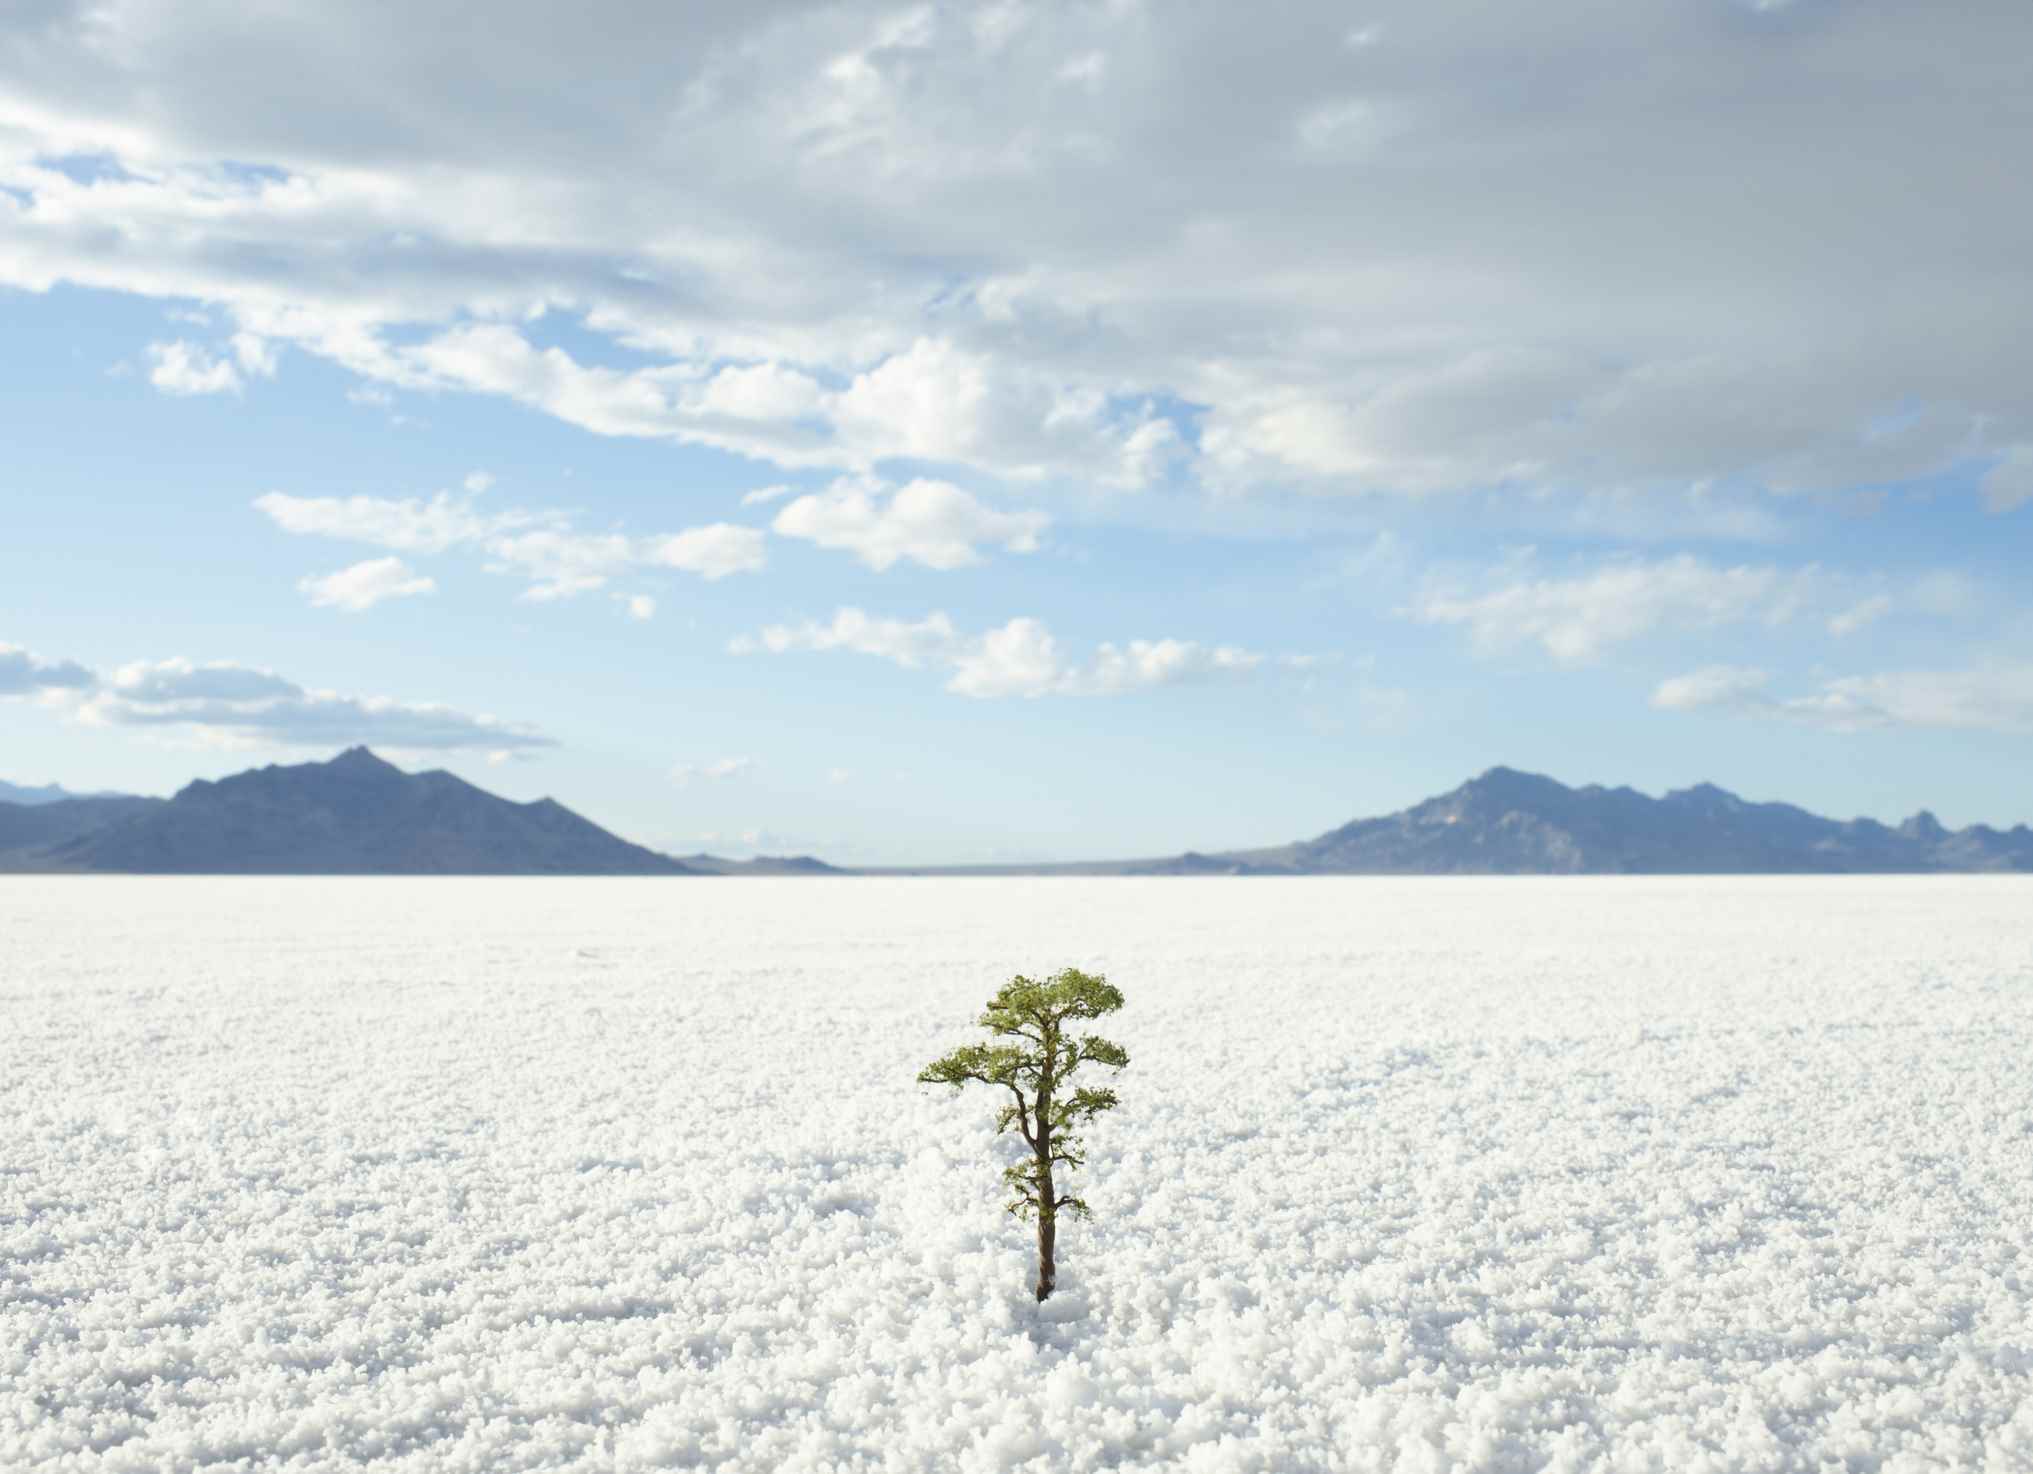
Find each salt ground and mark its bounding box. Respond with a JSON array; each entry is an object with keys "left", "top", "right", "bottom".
[{"left": 3, "top": 876, "right": 2031, "bottom": 1473}]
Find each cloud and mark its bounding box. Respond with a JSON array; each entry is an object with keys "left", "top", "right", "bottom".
[
  {"left": 738, "top": 607, "right": 1283, "bottom": 699},
  {"left": 1651, "top": 665, "right": 1773, "bottom": 713},
  {"left": 1408, "top": 556, "right": 1806, "bottom": 664},
  {"left": 642, "top": 524, "right": 768, "bottom": 580},
  {"left": 16, "top": 4, "right": 2025, "bottom": 505},
  {"left": 1827, "top": 595, "right": 1893, "bottom": 638},
  {"left": 298, "top": 557, "right": 436, "bottom": 612},
  {"left": 620, "top": 594, "right": 657, "bottom": 621},
  {"left": 0, "top": 643, "right": 97, "bottom": 696},
  {"left": 1652, "top": 662, "right": 2033, "bottom": 735},
  {"left": 772, "top": 477, "right": 1046, "bottom": 571},
  {"left": 254, "top": 488, "right": 530, "bottom": 554},
  {"left": 81, "top": 657, "right": 554, "bottom": 751},
  {"left": 484, "top": 530, "right": 634, "bottom": 602},
  {"left": 256, "top": 488, "right": 763, "bottom": 599},
  {"left": 736, "top": 608, "right": 962, "bottom": 669},
  {"left": 230, "top": 331, "right": 279, "bottom": 379},
  {"left": 1407, "top": 556, "right": 1978, "bottom": 665},
  {"left": 671, "top": 756, "right": 755, "bottom": 786},
  {"left": 145, "top": 340, "right": 240, "bottom": 396},
  {"left": 1982, "top": 448, "right": 2033, "bottom": 514}
]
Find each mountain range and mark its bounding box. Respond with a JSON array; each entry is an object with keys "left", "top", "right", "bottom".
[
  {"left": 1, "top": 747, "right": 693, "bottom": 874},
  {"left": 2, "top": 752, "right": 2028, "bottom": 875}
]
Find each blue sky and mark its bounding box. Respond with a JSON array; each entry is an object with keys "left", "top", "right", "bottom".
[{"left": 3, "top": 0, "right": 2030, "bottom": 862}]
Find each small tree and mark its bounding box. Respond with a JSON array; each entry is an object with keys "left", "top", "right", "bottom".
[{"left": 918, "top": 967, "right": 1128, "bottom": 1301}]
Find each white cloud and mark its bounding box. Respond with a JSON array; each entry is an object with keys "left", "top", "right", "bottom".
[
  {"left": 621, "top": 594, "right": 657, "bottom": 621},
  {"left": 693, "top": 362, "right": 825, "bottom": 422},
  {"left": 1652, "top": 663, "right": 2033, "bottom": 735},
  {"left": 297, "top": 557, "right": 436, "bottom": 612},
  {"left": 642, "top": 524, "right": 768, "bottom": 580},
  {"left": 1651, "top": 665, "right": 1773, "bottom": 713},
  {"left": 1407, "top": 556, "right": 1982, "bottom": 666},
  {"left": 947, "top": 618, "right": 1064, "bottom": 698},
  {"left": 145, "top": 340, "right": 240, "bottom": 396},
  {"left": 740, "top": 484, "right": 797, "bottom": 506},
  {"left": 70, "top": 657, "right": 554, "bottom": 751},
  {"left": 771, "top": 477, "right": 1045, "bottom": 571},
  {"left": 484, "top": 530, "right": 634, "bottom": 602},
  {"left": 230, "top": 331, "right": 278, "bottom": 379},
  {"left": 671, "top": 756, "right": 755, "bottom": 786},
  {"left": 1827, "top": 596, "right": 1893, "bottom": 638},
  {"left": 740, "top": 608, "right": 962, "bottom": 669},
  {"left": 738, "top": 607, "right": 1284, "bottom": 699},
  {"left": 0, "top": 3, "right": 2026, "bottom": 514},
  {"left": 0, "top": 643, "right": 97, "bottom": 696},
  {"left": 463, "top": 471, "right": 496, "bottom": 493},
  {"left": 254, "top": 489, "right": 529, "bottom": 554},
  {"left": 1408, "top": 556, "right": 1804, "bottom": 664},
  {"left": 257, "top": 488, "right": 763, "bottom": 599}
]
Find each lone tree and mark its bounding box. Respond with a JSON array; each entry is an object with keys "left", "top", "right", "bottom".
[{"left": 918, "top": 968, "right": 1128, "bottom": 1302}]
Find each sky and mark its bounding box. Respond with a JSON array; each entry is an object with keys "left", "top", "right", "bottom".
[{"left": 3, "top": 0, "right": 2031, "bottom": 863}]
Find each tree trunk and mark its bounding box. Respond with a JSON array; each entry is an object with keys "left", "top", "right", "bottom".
[{"left": 1035, "top": 1158, "right": 1057, "bottom": 1301}]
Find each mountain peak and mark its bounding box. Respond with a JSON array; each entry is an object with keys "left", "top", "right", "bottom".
[
  {"left": 1458, "top": 766, "right": 1572, "bottom": 803},
  {"left": 42, "top": 748, "right": 695, "bottom": 875},
  {"left": 1899, "top": 810, "right": 1948, "bottom": 841}
]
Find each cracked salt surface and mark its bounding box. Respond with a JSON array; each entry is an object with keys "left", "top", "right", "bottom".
[{"left": 3, "top": 875, "right": 2031, "bottom": 1471}]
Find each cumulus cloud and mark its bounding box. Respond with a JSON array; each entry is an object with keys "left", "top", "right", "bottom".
[
  {"left": 738, "top": 607, "right": 1281, "bottom": 699},
  {"left": 0, "top": 643, "right": 97, "bottom": 696},
  {"left": 671, "top": 756, "right": 755, "bottom": 787},
  {"left": 145, "top": 339, "right": 241, "bottom": 396},
  {"left": 735, "top": 609, "right": 962, "bottom": 670},
  {"left": 297, "top": 557, "right": 436, "bottom": 612},
  {"left": 484, "top": 530, "right": 634, "bottom": 602},
  {"left": 1652, "top": 662, "right": 2033, "bottom": 735},
  {"left": 13, "top": 4, "right": 2022, "bottom": 504},
  {"left": 771, "top": 477, "right": 1046, "bottom": 571},
  {"left": 81, "top": 658, "right": 555, "bottom": 751},
  {"left": 642, "top": 524, "right": 768, "bottom": 580}
]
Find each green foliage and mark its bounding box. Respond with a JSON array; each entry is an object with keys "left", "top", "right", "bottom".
[{"left": 918, "top": 968, "right": 1128, "bottom": 1222}]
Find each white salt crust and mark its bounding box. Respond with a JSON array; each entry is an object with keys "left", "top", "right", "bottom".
[{"left": 3, "top": 876, "right": 2031, "bottom": 1471}]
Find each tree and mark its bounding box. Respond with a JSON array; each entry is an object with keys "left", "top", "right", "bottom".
[{"left": 917, "top": 967, "right": 1128, "bottom": 1301}]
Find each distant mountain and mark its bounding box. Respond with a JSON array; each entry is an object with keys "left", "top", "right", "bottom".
[
  {"left": 1118, "top": 767, "right": 2033, "bottom": 875},
  {"left": 0, "top": 777, "right": 135, "bottom": 806},
  {"left": 0, "top": 794, "right": 168, "bottom": 863},
  {"left": 21, "top": 747, "right": 696, "bottom": 875},
  {"left": 680, "top": 853, "right": 844, "bottom": 876},
  {"left": 8, "top": 755, "right": 2028, "bottom": 877}
]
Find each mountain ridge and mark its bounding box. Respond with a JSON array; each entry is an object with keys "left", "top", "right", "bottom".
[
  {"left": 5, "top": 755, "right": 2028, "bottom": 875},
  {"left": 5, "top": 747, "right": 695, "bottom": 875}
]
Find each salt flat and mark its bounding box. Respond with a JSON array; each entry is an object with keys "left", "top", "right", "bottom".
[{"left": 3, "top": 876, "right": 2031, "bottom": 1472}]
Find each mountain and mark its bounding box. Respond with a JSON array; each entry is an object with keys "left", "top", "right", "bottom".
[
  {"left": 0, "top": 794, "right": 168, "bottom": 863},
  {"left": 1119, "top": 767, "right": 2033, "bottom": 875},
  {"left": 25, "top": 747, "right": 696, "bottom": 875},
  {"left": 679, "top": 853, "right": 844, "bottom": 876},
  {"left": 0, "top": 777, "right": 135, "bottom": 806}
]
